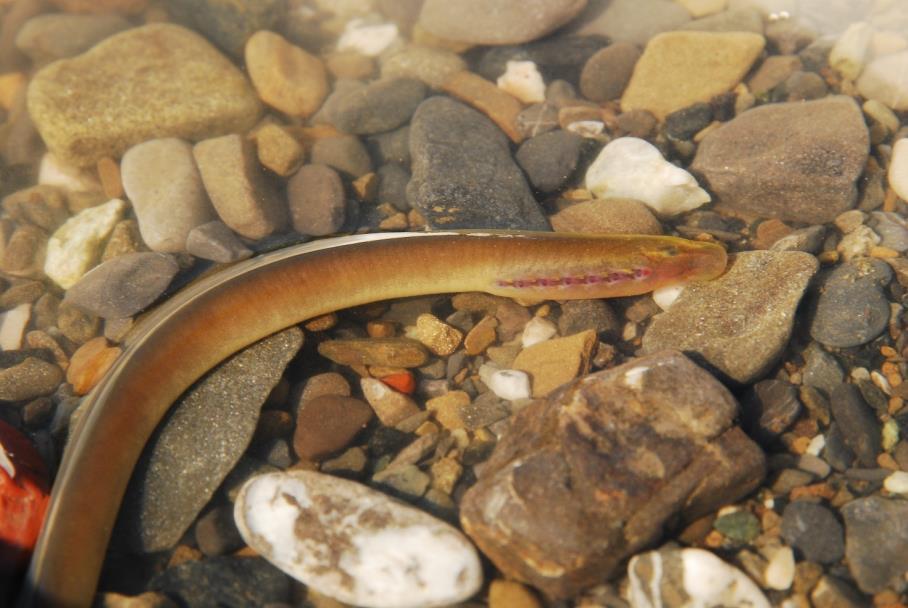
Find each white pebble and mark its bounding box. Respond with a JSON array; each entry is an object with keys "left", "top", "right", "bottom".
[
  {"left": 337, "top": 18, "right": 400, "bottom": 57},
  {"left": 850, "top": 367, "right": 871, "bottom": 381},
  {"left": 0, "top": 303, "right": 31, "bottom": 351},
  {"left": 496, "top": 60, "right": 545, "bottom": 104},
  {"left": 871, "top": 370, "right": 892, "bottom": 394},
  {"left": 235, "top": 471, "right": 482, "bottom": 608},
  {"left": 521, "top": 316, "right": 557, "bottom": 348},
  {"left": 585, "top": 137, "right": 711, "bottom": 217},
  {"left": 487, "top": 369, "right": 531, "bottom": 401},
  {"left": 884, "top": 470, "right": 908, "bottom": 495},
  {"left": 806, "top": 434, "right": 826, "bottom": 456},
  {"left": 829, "top": 21, "right": 874, "bottom": 80},
  {"left": 882, "top": 418, "right": 900, "bottom": 452},
  {"left": 889, "top": 138, "right": 908, "bottom": 201},
  {"left": 38, "top": 152, "right": 101, "bottom": 193},
  {"left": 762, "top": 545, "right": 795, "bottom": 590},
  {"left": 652, "top": 284, "right": 685, "bottom": 311},
  {"left": 565, "top": 120, "right": 605, "bottom": 138},
  {"left": 836, "top": 225, "right": 880, "bottom": 261},
  {"left": 44, "top": 198, "right": 126, "bottom": 289}
]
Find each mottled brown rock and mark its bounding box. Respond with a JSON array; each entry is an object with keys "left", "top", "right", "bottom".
[
  {"left": 550, "top": 198, "right": 662, "bottom": 235},
  {"left": 2, "top": 185, "right": 69, "bottom": 232},
  {"left": 410, "top": 313, "right": 463, "bottom": 356},
  {"left": 66, "top": 336, "right": 121, "bottom": 395},
  {"left": 0, "top": 357, "right": 64, "bottom": 401},
  {"left": 512, "top": 329, "right": 597, "bottom": 397},
  {"left": 244, "top": 30, "right": 327, "bottom": 119},
  {"left": 464, "top": 315, "right": 499, "bottom": 355},
  {"left": 293, "top": 395, "right": 373, "bottom": 461},
  {"left": 441, "top": 71, "right": 524, "bottom": 143},
  {"left": 252, "top": 123, "right": 304, "bottom": 177},
  {"left": 317, "top": 338, "right": 429, "bottom": 368},
  {"left": 691, "top": 96, "right": 869, "bottom": 223},
  {"left": 460, "top": 350, "right": 766, "bottom": 598}
]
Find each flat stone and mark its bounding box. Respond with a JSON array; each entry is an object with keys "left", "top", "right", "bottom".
[
  {"left": 117, "top": 328, "right": 303, "bottom": 553},
  {"left": 44, "top": 198, "right": 126, "bottom": 289},
  {"left": 570, "top": 0, "right": 691, "bottom": 46},
  {"left": 317, "top": 338, "right": 429, "bottom": 368},
  {"left": 149, "top": 556, "right": 290, "bottom": 607},
  {"left": 417, "top": 0, "right": 586, "bottom": 45},
  {"left": 193, "top": 134, "right": 287, "bottom": 240},
  {"left": 870, "top": 211, "right": 908, "bottom": 252},
  {"left": 121, "top": 138, "right": 216, "bottom": 253},
  {"left": 629, "top": 548, "right": 770, "bottom": 608},
  {"left": 621, "top": 31, "right": 764, "bottom": 120},
  {"left": 331, "top": 77, "right": 426, "bottom": 135},
  {"left": 809, "top": 258, "right": 892, "bottom": 348},
  {"left": 585, "top": 137, "right": 710, "bottom": 216},
  {"left": 857, "top": 50, "right": 908, "bottom": 111},
  {"left": 64, "top": 252, "right": 178, "bottom": 319},
  {"left": 692, "top": 96, "right": 869, "bottom": 224},
  {"left": 309, "top": 135, "right": 373, "bottom": 178},
  {"left": 782, "top": 501, "right": 845, "bottom": 567},
  {"left": 360, "top": 377, "right": 421, "bottom": 427},
  {"left": 550, "top": 198, "right": 663, "bottom": 235},
  {"left": 407, "top": 97, "right": 548, "bottom": 230},
  {"left": 515, "top": 130, "right": 584, "bottom": 193},
  {"left": 0, "top": 303, "right": 31, "bottom": 350},
  {"left": 643, "top": 251, "right": 818, "bottom": 384},
  {"left": 842, "top": 496, "right": 908, "bottom": 594},
  {"left": 579, "top": 42, "right": 641, "bottom": 102},
  {"left": 830, "top": 383, "right": 882, "bottom": 468},
  {"left": 27, "top": 23, "right": 261, "bottom": 167},
  {"left": 512, "top": 329, "right": 597, "bottom": 397},
  {"left": 185, "top": 221, "right": 252, "bottom": 263},
  {"left": 286, "top": 164, "right": 346, "bottom": 237},
  {"left": 66, "top": 336, "right": 121, "bottom": 395},
  {"left": 461, "top": 351, "right": 765, "bottom": 598},
  {"left": 380, "top": 45, "right": 467, "bottom": 89},
  {"left": 293, "top": 395, "right": 373, "bottom": 461},
  {"left": 742, "top": 379, "right": 802, "bottom": 445},
  {"left": 15, "top": 13, "right": 131, "bottom": 66},
  {"left": 0, "top": 356, "right": 63, "bottom": 402},
  {"left": 252, "top": 123, "right": 303, "bottom": 177},
  {"left": 801, "top": 342, "right": 844, "bottom": 396},
  {"left": 440, "top": 71, "right": 525, "bottom": 144},
  {"left": 245, "top": 30, "right": 327, "bottom": 118}
]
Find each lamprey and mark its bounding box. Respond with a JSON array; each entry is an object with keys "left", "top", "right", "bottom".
[{"left": 19, "top": 231, "right": 726, "bottom": 607}]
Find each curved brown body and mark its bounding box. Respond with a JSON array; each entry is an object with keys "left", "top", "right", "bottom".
[{"left": 19, "top": 231, "right": 726, "bottom": 607}]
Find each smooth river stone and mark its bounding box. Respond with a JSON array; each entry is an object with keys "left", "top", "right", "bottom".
[
  {"left": 234, "top": 470, "right": 482, "bottom": 608},
  {"left": 27, "top": 23, "right": 261, "bottom": 167}
]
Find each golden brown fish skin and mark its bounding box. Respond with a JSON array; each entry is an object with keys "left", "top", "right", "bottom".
[{"left": 19, "top": 231, "right": 726, "bottom": 608}]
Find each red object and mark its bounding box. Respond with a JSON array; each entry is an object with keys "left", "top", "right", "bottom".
[
  {"left": 380, "top": 371, "right": 416, "bottom": 395},
  {"left": 0, "top": 420, "right": 50, "bottom": 571}
]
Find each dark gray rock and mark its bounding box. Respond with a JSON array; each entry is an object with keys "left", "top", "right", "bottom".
[
  {"left": 286, "top": 164, "right": 346, "bottom": 236},
  {"left": 664, "top": 102, "right": 713, "bottom": 140},
  {"left": 579, "top": 41, "right": 641, "bottom": 102},
  {"left": 460, "top": 350, "right": 765, "bottom": 598},
  {"left": 823, "top": 423, "right": 856, "bottom": 472},
  {"left": 367, "top": 125, "right": 410, "bottom": 166},
  {"left": 557, "top": 299, "right": 620, "bottom": 336},
  {"left": 515, "top": 102, "right": 560, "bottom": 139},
  {"left": 165, "top": 0, "right": 285, "bottom": 57},
  {"left": 407, "top": 97, "right": 549, "bottom": 230},
  {"left": 871, "top": 211, "right": 908, "bottom": 252},
  {"left": 330, "top": 77, "right": 426, "bottom": 135},
  {"left": 64, "top": 252, "right": 179, "bottom": 319},
  {"left": 149, "top": 556, "right": 291, "bottom": 606},
  {"left": 770, "top": 225, "right": 826, "bottom": 254},
  {"left": 830, "top": 384, "right": 882, "bottom": 468},
  {"left": 809, "top": 258, "right": 892, "bottom": 348},
  {"left": 515, "top": 130, "right": 584, "bottom": 193},
  {"left": 477, "top": 35, "right": 609, "bottom": 85},
  {"left": 15, "top": 13, "right": 132, "bottom": 66},
  {"left": 195, "top": 505, "right": 245, "bottom": 556},
  {"left": 376, "top": 163, "right": 411, "bottom": 211},
  {"left": 309, "top": 135, "right": 373, "bottom": 178},
  {"left": 842, "top": 496, "right": 908, "bottom": 594},
  {"left": 742, "top": 379, "right": 802, "bottom": 445},
  {"left": 781, "top": 501, "right": 845, "bottom": 564},
  {"left": 185, "top": 220, "right": 253, "bottom": 263},
  {"left": 117, "top": 327, "right": 303, "bottom": 553},
  {"left": 801, "top": 342, "right": 844, "bottom": 396}
]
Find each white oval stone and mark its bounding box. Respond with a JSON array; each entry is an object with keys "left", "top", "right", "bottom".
[
  {"left": 38, "top": 152, "right": 101, "bottom": 193},
  {"left": 496, "top": 60, "right": 545, "bottom": 104},
  {"left": 584, "top": 137, "right": 710, "bottom": 216},
  {"left": 521, "top": 316, "right": 557, "bottom": 348},
  {"left": 857, "top": 50, "right": 908, "bottom": 110},
  {"left": 763, "top": 545, "right": 795, "bottom": 590},
  {"left": 652, "top": 284, "right": 684, "bottom": 311},
  {"left": 884, "top": 470, "right": 908, "bottom": 495},
  {"left": 487, "top": 369, "right": 532, "bottom": 401},
  {"left": 889, "top": 138, "right": 908, "bottom": 201},
  {"left": 235, "top": 471, "right": 482, "bottom": 608},
  {"left": 628, "top": 547, "right": 770, "bottom": 608},
  {"left": 337, "top": 18, "right": 400, "bottom": 57},
  {"left": 829, "top": 21, "right": 874, "bottom": 81},
  {"left": 0, "top": 303, "right": 31, "bottom": 351},
  {"left": 44, "top": 198, "right": 126, "bottom": 289}
]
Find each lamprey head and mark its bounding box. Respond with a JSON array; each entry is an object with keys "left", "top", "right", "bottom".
[{"left": 486, "top": 234, "right": 727, "bottom": 300}]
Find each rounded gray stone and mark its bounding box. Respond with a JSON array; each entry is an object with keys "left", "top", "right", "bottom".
[
  {"left": 286, "top": 164, "right": 346, "bottom": 236},
  {"left": 809, "top": 258, "right": 892, "bottom": 348},
  {"left": 515, "top": 130, "right": 584, "bottom": 193},
  {"left": 15, "top": 13, "right": 131, "bottom": 65},
  {"left": 330, "top": 77, "right": 426, "bottom": 135},
  {"left": 781, "top": 501, "right": 844, "bottom": 565},
  {"left": 580, "top": 41, "right": 641, "bottom": 102}
]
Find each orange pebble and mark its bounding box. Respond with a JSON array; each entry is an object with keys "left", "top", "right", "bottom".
[
  {"left": 380, "top": 371, "right": 415, "bottom": 395},
  {"left": 66, "top": 337, "right": 122, "bottom": 395}
]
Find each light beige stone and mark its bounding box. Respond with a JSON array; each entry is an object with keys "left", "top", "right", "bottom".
[
  {"left": 512, "top": 329, "right": 597, "bottom": 397},
  {"left": 44, "top": 198, "right": 126, "bottom": 289},
  {"left": 245, "top": 30, "right": 328, "bottom": 118}
]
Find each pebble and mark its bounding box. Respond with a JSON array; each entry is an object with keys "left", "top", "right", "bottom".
[
  {"left": 376, "top": 163, "right": 410, "bottom": 211},
  {"left": 47, "top": 0, "right": 147, "bottom": 14},
  {"left": 120, "top": 137, "right": 221, "bottom": 254},
  {"left": 441, "top": 71, "right": 525, "bottom": 144},
  {"left": 309, "top": 135, "right": 373, "bottom": 178},
  {"left": 407, "top": 97, "right": 548, "bottom": 230},
  {"left": 664, "top": 102, "right": 712, "bottom": 140},
  {"left": 888, "top": 138, "right": 908, "bottom": 202},
  {"left": 841, "top": 496, "right": 908, "bottom": 593},
  {"left": 463, "top": 350, "right": 765, "bottom": 597},
  {"left": 585, "top": 137, "right": 710, "bottom": 216},
  {"left": 44, "top": 198, "right": 126, "bottom": 289},
  {"left": 251, "top": 123, "right": 303, "bottom": 177},
  {"left": 95, "top": 592, "right": 177, "bottom": 608},
  {"left": 763, "top": 545, "right": 795, "bottom": 591},
  {"left": 38, "top": 152, "right": 102, "bottom": 194},
  {"left": 118, "top": 328, "right": 302, "bottom": 553},
  {"left": 194, "top": 505, "right": 244, "bottom": 557},
  {"left": 0, "top": 356, "right": 64, "bottom": 401},
  {"left": 489, "top": 579, "right": 541, "bottom": 608},
  {"left": 56, "top": 301, "right": 99, "bottom": 345},
  {"left": 337, "top": 18, "right": 400, "bottom": 57},
  {"left": 330, "top": 77, "right": 426, "bottom": 135},
  {"left": 14, "top": 13, "right": 131, "bottom": 65},
  {"left": 417, "top": 0, "right": 586, "bottom": 45},
  {"left": 286, "top": 164, "right": 346, "bottom": 237},
  {"left": 318, "top": 338, "right": 429, "bottom": 368},
  {"left": 512, "top": 329, "right": 597, "bottom": 397},
  {"left": 550, "top": 198, "right": 663, "bottom": 235},
  {"left": 883, "top": 470, "right": 908, "bottom": 494},
  {"left": 830, "top": 383, "right": 882, "bottom": 468},
  {"left": 809, "top": 258, "right": 892, "bottom": 348},
  {"left": 681, "top": 6, "right": 764, "bottom": 34},
  {"left": 27, "top": 23, "right": 261, "bottom": 167},
  {"left": 747, "top": 55, "right": 803, "bottom": 97},
  {"left": 643, "top": 251, "right": 818, "bottom": 384},
  {"left": 620, "top": 31, "right": 764, "bottom": 120},
  {"left": 0, "top": 303, "right": 30, "bottom": 350},
  {"left": 579, "top": 42, "right": 641, "bottom": 102},
  {"left": 628, "top": 548, "right": 770, "bottom": 608},
  {"left": 1, "top": 185, "right": 69, "bottom": 234},
  {"left": 409, "top": 313, "right": 463, "bottom": 356},
  {"left": 165, "top": 0, "right": 283, "bottom": 58},
  {"left": 380, "top": 45, "right": 467, "bottom": 89},
  {"left": 521, "top": 317, "right": 557, "bottom": 348},
  {"left": 486, "top": 369, "right": 532, "bottom": 401},
  {"left": 829, "top": 21, "right": 873, "bottom": 81},
  {"left": 234, "top": 470, "right": 482, "bottom": 607},
  {"left": 496, "top": 61, "right": 545, "bottom": 104},
  {"left": 193, "top": 134, "right": 287, "bottom": 240},
  {"left": 558, "top": 299, "right": 620, "bottom": 336},
  {"left": 185, "top": 221, "right": 252, "bottom": 264},
  {"left": 742, "top": 379, "right": 802, "bottom": 445},
  {"left": 65, "top": 336, "right": 121, "bottom": 395},
  {"left": 149, "top": 556, "right": 290, "bottom": 607},
  {"left": 570, "top": 0, "right": 691, "bottom": 46},
  {"left": 802, "top": 343, "right": 844, "bottom": 396},
  {"left": 293, "top": 395, "right": 373, "bottom": 461},
  {"left": 836, "top": 225, "right": 879, "bottom": 261},
  {"left": 780, "top": 501, "right": 845, "bottom": 565},
  {"left": 2, "top": 224, "right": 46, "bottom": 279},
  {"left": 63, "top": 252, "right": 178, "bottom": 319},
  {"left": 360, "top": 377, "right": 421, "bottom": 427},
  {"left": 856, "top": 50, "right": 908, "bottom": 110},
  {"left": 297, "top": 372, "right": 352, "bottom": 402},
  {"left": 692, "top": 96, "right": 869, "bottom": 224},
  {"left": 515, "top": 130, "right": 584, "bottom": 193},
  {"left": 870, "top": 211, "right": 908, "bottom": 251}
]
